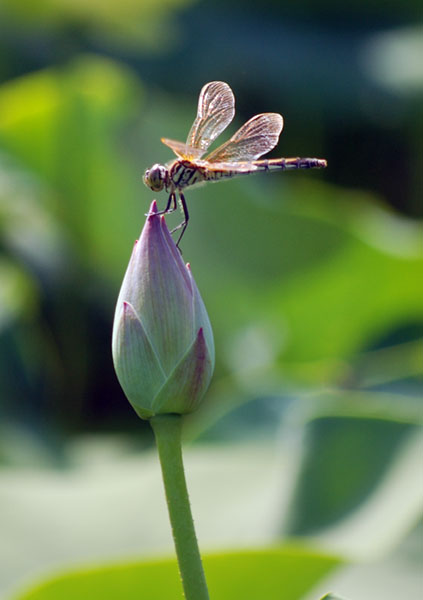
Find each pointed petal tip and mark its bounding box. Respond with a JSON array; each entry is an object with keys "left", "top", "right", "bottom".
[
  {"left": 122, "top": 301, "right": 139, "bottom": 319},
  {"left": 147, "top": 200, "right": 159, "bottom": 218},
  {"left": 159, "top": 213, "right": 175, "bottom": 242},
  {"left": 194, "top": 327, "right": 207, "bottom": 360},
  {"left": 152, "top": 325, "right": 214, "bottom": 415},
  {"left": 143, "top": 201, "right": 163, "bottom": 239}
]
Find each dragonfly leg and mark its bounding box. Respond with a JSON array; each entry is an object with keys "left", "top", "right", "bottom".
[
  {"left": 170, "top": 193, "right": 189, "bottom": 250},
  {"left": 168, "top": 192, "right": 178, "bottom": 212},
  {"left": 150, "top": 192, "right": 177, "bottom": 216}
]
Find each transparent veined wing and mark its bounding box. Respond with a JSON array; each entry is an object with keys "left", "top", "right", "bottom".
[
  {"left": 186, "top": 81, "right": 235, "bottom": 156},
  {"left": 205, "top": 113, "right": 283, "bottom": 163},
  {"left": 161, "top": 138, "right": 204, "bottom": 160}
]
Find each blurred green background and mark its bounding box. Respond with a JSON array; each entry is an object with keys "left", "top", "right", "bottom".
[{"left": 0, "top": 1, "right": 422, "bottom": 599}]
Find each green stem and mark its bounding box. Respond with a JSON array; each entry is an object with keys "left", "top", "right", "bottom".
[{"left": 150, "top": 414, "right": 210, "bottom": 600}]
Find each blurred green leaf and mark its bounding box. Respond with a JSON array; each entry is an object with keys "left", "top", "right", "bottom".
[
  {"left": 0, "top": 56, "right": 145, "bottom": 280},
  {"left": 0, "top": 257, "right": 37, "bottom": 329},
  {"left": 282, "top": 410, "right": 423, "bottom": 557},
  {"left": 274, "top": 223, "right": 422, "bottom": 364},
  {"left": 0, "top": 0, "right": 196, "bottom": 51},
  {"left": 0, "top": 153, "right": 70, "bottom": 278},
  {"left": 11, "top": 546, "right": 341, "bottom": 600},
  {"left": 320, "top": 594, "right": 349, "bottom": 600}
]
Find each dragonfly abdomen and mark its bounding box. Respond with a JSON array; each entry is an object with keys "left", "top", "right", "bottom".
[
  {"left": 254, "top": 157, "right": 327, "bottom": 170},
  {"left": 203, "top": 168, "right": 240, "bottom": 182},
  {"left": 198, "top": 157, "right": 327, "bottom": 185}
]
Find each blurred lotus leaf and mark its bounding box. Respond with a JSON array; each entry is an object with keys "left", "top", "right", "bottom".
[
  {"left": 10, "top": 546, "right": 341, "bottom": 600},
  {"left": 0, "top": 0, "right": 196, "bottom": 51}
]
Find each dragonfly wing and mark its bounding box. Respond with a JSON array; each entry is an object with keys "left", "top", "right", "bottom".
[
  {"left": 161, "top": 137, "right": 203, "bottom": 159},
  {"left": 205, "top": 113, "right": 283, "bottom": 163},
  {"left": 186, "top": 81, "right": 235, "bottom": 156}
]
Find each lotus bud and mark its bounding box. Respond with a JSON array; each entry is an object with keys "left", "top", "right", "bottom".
[{"left": 112, "top": 201, "right": 215, "bottom": 419}]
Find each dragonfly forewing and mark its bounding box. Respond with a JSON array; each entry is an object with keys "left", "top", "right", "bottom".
[{"left": 186, "top": 81, "right": 235, "bottom": 155}]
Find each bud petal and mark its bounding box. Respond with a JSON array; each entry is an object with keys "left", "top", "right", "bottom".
[
  {"left": 187, "top": 263, "right": 215, "bottom": 363},
  {"left": 113, "top": 301, "right": 166, "bottom": 419},
  {"left": 154, "top": 327, "right": 214, "bottom": 415}
]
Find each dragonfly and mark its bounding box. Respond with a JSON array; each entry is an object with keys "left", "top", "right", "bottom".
[{"left": 143, "top": 81, "right": 327, "bottom": 247}]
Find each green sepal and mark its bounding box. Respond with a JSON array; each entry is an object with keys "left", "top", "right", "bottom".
[{"left": 113, "top": 301, "right": 166, "bottom": 419}]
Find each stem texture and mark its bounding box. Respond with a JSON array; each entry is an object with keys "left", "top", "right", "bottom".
[{"left": 151, "top": 414, "right": 209, "bottom": 600}]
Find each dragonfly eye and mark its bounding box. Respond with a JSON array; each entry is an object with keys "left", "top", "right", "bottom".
[{"left": 144, "top": 164, "right": 166, "bottom": 192}]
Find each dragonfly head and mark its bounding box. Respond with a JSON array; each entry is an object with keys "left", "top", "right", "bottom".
[{"left": 143, "top": 164, "right": 167, "bottom": 192}]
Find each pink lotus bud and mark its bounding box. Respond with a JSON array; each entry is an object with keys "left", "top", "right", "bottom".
[{"left": 112, "top": 201, "right": 215, "bottom": 419}]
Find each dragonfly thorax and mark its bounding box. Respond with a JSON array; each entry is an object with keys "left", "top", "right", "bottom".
[{"left": 143, "top": 163, "right": 168, "bottom": 192}]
